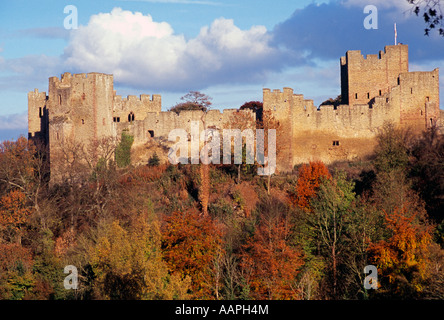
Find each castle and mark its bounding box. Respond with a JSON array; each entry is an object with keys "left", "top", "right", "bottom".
[{"left": 28, "top": 44, "right": 441, "bottom": 180}]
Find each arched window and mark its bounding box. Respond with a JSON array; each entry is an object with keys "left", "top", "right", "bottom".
[{"left": 128, "top": 112, "right": 135, "bottom": 122}]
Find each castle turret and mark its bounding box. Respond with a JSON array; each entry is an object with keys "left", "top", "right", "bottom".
[
  {"left": 28, "top": 88, "right": 48, "bottom": 141},
  {"left": 341, "top": 44, "right": 409, "bottom": 105}
]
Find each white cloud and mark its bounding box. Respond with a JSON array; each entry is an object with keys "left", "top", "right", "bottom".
[
  {"left": 118, "top": 0, "right": 223, "bottom": 5},
  {"left": 64, "top": 7, "right": 281, "bottom": 90},
  {"left": 0, "top": 112, "right": 27, "bottom": 130},
  {"left": 342, "top": 0, "right": 412, "bottom": 10}
]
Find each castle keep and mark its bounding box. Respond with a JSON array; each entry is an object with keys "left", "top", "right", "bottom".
[{"left": 28, "top": 44, "right": 440, "bottom": 178}]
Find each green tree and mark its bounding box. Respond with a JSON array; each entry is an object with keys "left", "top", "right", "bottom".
[
  {"left": 115, "top": 132, "right": 134, "bottom": 168},
  {"left": 86, "top": 215, "right": 190, "bottom": 300},
  {"left": 148, "top": 152, "right": 160, "bottom": 167},
  {"left": 309, "top": 171, "right": 355, "bottom": 298},
  {"left": 409, "top": 125, "right": 444, "bottom": 224},
  {"left": 169, "top": 91, "right": 212, "bottom": 114},
  {"left": 372, "top": 122, "right": 412, "bottom": 213}
]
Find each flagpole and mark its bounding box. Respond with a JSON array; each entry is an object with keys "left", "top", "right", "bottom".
[{"left": 394, "top": 23, "right": 397, "bottom": 45}]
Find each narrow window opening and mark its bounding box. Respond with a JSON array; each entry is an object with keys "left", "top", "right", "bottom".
[
  {"left": 411, "top": 88, "right": 413, "bottom": 94},
  {"left": 355, "top": 93, "right": 358, "bottom": 99},
  {"left": 333, "top": 140, "right": 340, "bottom": 146},
  {"left": 430, "top": 118, "right": 434, "bottom": 126},
  {"left": 367, "top": 92, "right": 370, "bottom": 99},
  {"left": 426, "top": 96, "right": 430, "bottom": 102},
  {"left": 58, "top": 95, "right": 62, "bottom": 105},
  {"left": 39, "top": 107, "right": 43, "bottom": 118},
  {"left": 81, "top": 119, "right": 85, "bottom": 125},
  {"left": 128, "top": 112, "right": 135, "bottom": 123},
  {"left": 379, "top": 90, "right": 382, "bottom": 96},
  {"left": 148, "top": 130, "right": 154, "bottom": 138}
]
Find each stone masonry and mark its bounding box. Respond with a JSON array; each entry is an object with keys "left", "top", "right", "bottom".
[{"left": 28, "top": 44, "right": 441, "bottom": 179}]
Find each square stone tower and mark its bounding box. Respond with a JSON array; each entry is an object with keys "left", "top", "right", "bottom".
[{"left": 341, "top": 44, "right": 409, "bottom": 105}]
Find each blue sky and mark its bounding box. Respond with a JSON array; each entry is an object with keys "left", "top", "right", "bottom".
[{"left": 0, "top": 0, "right": 443, "bottom": 141}]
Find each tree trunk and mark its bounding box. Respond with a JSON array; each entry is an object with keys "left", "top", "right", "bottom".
[
  {"left": 332, "top": 243, "right": 337, "bottom": 298},
  {"left": 332, "top": 210, "right": 337, "bottom": 298}
]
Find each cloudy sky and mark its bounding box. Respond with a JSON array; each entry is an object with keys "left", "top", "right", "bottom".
[{"left": 0, "top": 0, "right": 443, "bottom": 141}]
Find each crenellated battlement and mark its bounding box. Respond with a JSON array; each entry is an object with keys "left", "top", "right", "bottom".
[
  {"left": 341, "top": 44, "right": 409, "bottom": 105},
  {"left": 28, "top": 44, "right": 440, "bottom": 180},
  {"left": 113, "top": 94, "right": 161, "bottom": 103}
]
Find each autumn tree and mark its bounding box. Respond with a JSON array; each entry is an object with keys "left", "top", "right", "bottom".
[
  {"left": 368, "top": 199, "right": 434, "bottom": 298},
  {"left": 161, "top": 210, "right": 222, "bottom": 299},
  {"left": 84, "top": 214, "right": 190, "bottom": 300},
  {"left": 0, "top": 137, "right": 47, "bottom": 228},
  {"left": 0, "top": 243, "right": 34, "bottom": 300},
  {"left": 293, "top": 161, "right": 331, "bottom": 211},
  {"left": 240, "top": 197, "right": 303, "bottom": 299},
  {"left": 0, "top": 189, "right": 32, "bottom": 244}
]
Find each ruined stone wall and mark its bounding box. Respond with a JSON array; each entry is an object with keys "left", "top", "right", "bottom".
[
  {"left": 263, "top": 67, "right": 439, "bottom": 172},
  {"left": 397, "top": 69, "right": 440, "bottom": 131},
  {"left": 113, "top": 94, "right": 161, "bottom": 124},
  {"left": 28, "top": 88, "right": 48, "bottom": 141},
  {"left": 43, "top": 72, "right": 116, "bottom": 182},
  {"left": 28, "top": 44, "right": 440, "bottom": 179},
  {"left": 116, "top": 108, "right": 256, "bottom": 147},
  {"left": 341, "top": 44, "right": 408, "bottom": 105},
  {"left": 47, "top": 73, "right": 115, "bottom": 150}
]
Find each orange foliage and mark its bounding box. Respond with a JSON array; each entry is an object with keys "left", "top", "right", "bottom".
[
  {"left": 240, "top": 218, "right": 303, "bottom": 300},
  {"left": 119, "top": 164, "right": 168, "bottom": 185},
  {"left": 161, "top": 210, "right": 223, "bottom": 299},
  {"left": 0, "top": 243, "right": 34, "bottom": 272},
  {"left": 293, "top": 161, "right": 331, "bottom": 210},
  {"left": 199, "top": 164, "right": 210, "bottom": 216},
  {"left": 369, "top": 202, "right": 433, "bottom": 288},
  {"left": 0, "top": 137, "right": 36, "bottom": 179},
  {"left": 0, "top": 189, "right": 32, "bottom": 230}
]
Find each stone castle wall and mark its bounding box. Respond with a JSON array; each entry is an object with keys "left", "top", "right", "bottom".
[
  {"left": 341, "top": 44, "right": 408, "bottom": 105},
  {"left": 263, "top": 45, "right": 440, "bottom": 172},
  {"left": 28, "top": 44, "right": 441, "bottom": 180}
]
